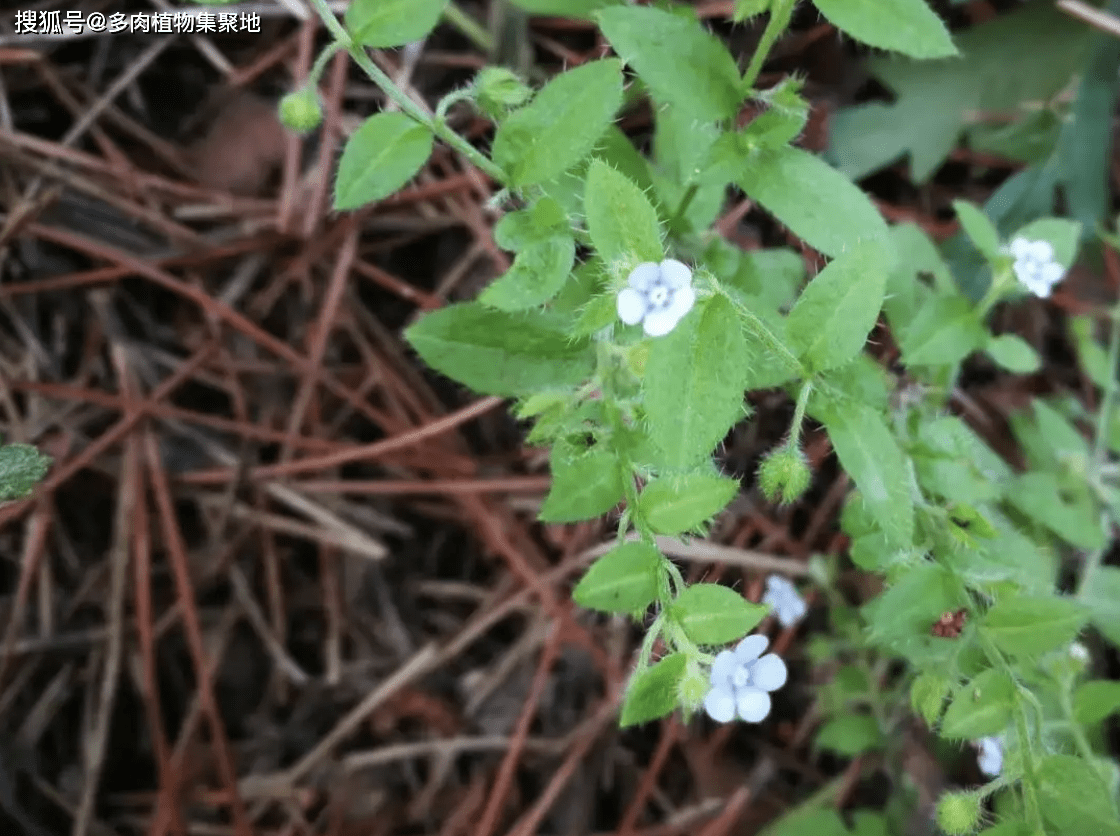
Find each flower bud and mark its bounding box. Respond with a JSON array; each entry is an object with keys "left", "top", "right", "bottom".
[
  {"left": 935, "top": 790, "right": 982, "bottom": 836},
  {"left": 757, "top": 445, "right": 811, "bottom": 505},
  {"left": 678, "top": 658, "right": 709, "bottom": 710},
  {"left": 473, "top": 66, "right": 532, "bottom": 119},
  {"left": 278, "top": 88, "right": 322, "bottom": 133}
]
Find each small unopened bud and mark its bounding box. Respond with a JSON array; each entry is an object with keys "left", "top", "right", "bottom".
[
  {"left": 758, "top": 445, "right": 811, "bottom": 505},
  {"left": 473, "top": 66, "right": 532, "bottom": 118},
  {"left": 677, "top": 658, "right": 709, "bottom": 710},
  {"left": 935, "top": 790, "right": 982, "bottom": 836},
  {"left": 278, "top": 88, "right": 322, "bottom": 133}
]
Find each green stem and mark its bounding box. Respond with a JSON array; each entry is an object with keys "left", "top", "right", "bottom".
[
  {"left": 307, "top": 40, "right": 343, "bottom": 87},
  {"left": 786, "top": 378, "right": 813, "bottom": 450},
  {"left": 442, "top": 2, "right": 494, "bottom": 55},
  {"left": 667, "top": 183, "right": 699, "bottom": 232},
  {"left": 306, "top": 0, "right": 507, "bottom": 183},
  {"left": 1079, "top": 302, "right": 1120, "bottom": 598},
  {"left": 719, "top": 288, "right": 806, "bottom": 377},
  {"left": 741, "top": 0, "right": 797, "bottom": 93}
]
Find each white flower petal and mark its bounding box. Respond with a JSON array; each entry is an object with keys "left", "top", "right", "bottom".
[
  {"left": 750, "top": 654, "right": 788, "bottom": 691},
  {"left": 617, "top": 288, "right": 647, "bottom": 324},
  {"left": 734, "top": 634, "right": 769, "bottom": 664},
  {"left": 1024, "top": 239, "right": 1054, "bottom": 264},
  {"left": 1009, "top": 237, "right": 1031, "bottom": 259},
  {"left": 660, "top": 259, "right": 692, "bottom": 289},
  {"left": 628, "top": 262, "right": 659, "bottom": 291},
  {"left": 765, "top": 575, "right": 796, "bottom": 598},
  {"left": 642, "top": 308, "right": 680, "bottom": 337},
  {"left": 704, "top": 686, "right": 737, "bottom": 723},
  {"left": 665, "top": 285, "right": 696, "bottom": 322},
  {"left": 735, "top": 687, "right": 772, "bottom": 722},
  {"left": 710, "top": 650, "right": 738, "bottom": 688},
  {"left": 1038, "top": 261, "right": 1065, "bottom": 289},
  {"left": 977, "top": 737, "right": 1003, "bottom": 777}
]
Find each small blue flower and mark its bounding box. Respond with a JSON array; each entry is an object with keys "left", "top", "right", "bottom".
[
  {"left": 703, "top": 634, "right": 788, "bottom": 723},
  {"left": 616, "top": 259, "right": 696, "bottom": 337},
  {"left": 762, "top": 574, "right": 807, "bottom": 628},
  {"left": 976, "top": 736, "right": 1003, "bottom": 777},
  {"left": 1008, "top": 237, "right": 1064, "bottom": 298}
]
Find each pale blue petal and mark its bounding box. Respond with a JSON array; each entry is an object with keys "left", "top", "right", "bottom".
[
  {"left": 660, "top": 259, "right": 692, "bottom": 289},
  {"left": 1024, "top": 240, "right": 1053, "bottom": 263},
  {"left": 628, "top": 262, "right": 659, "bottom": 291},
  {"left": 1008, "top": 237, "right": 1031, "bottom": 259},
  {"left": 710, "top": 650, "right": 738, "bottom": 688},
  {"left": 704, "top": 686, "right": 736, "bottom": 723},
  {"left": 734, "top": 633, "right": 768, "bottom": 664},
  {"left": 665, "top": 285, "right": 695, "bottom": 322},
  {"left": 977, "top": 737, "right": 1003, "bottom": 777},
  {"left": 750, "top": 654, "right": 788, "bottom": 691},
  {"left": 643, "top": 308, "right": 679, "bottom": 337},
  {"left": 735, "top": 687, "right": 771, "bottom": 722},
  {"left": 617, "top": 288, "right": 647, "bottom": 324}
]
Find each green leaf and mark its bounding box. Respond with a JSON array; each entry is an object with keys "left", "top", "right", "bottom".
[
  {"left": 540, "top": 441, "right": 624, "bottom": 523},
  {"left": 819, "top": 402, "right": 914, "bottom": 549},
  {"left": 1074, "top": 680, "right": 1120, "bottom": 726},
  {"left": 1037, "top": 755, "right": 1120, "bottom": 836},
  {"left": 986, "top": 334, "right": 1041, "bottom": 374},
  {"left": 816, "top": 715, "right": 884, "bottom": 756},
  {"left": 620, "top": 652, "right": 686, "bottom": 726},
  {"left": 1083, "top": 566, "right": 1120, "bottom": 646},
  {"left": 584, "top": 160, "right": 663, "bottom": 265},
  {"left": 479, "top": 236, "right": 575, "bottom": 311},
  {"left": 493, "top": 59, "right": 624, "bottom": 188},
  {"left": 940, "top": 669, "right": 1015, "bottom": 739},
  {"left": 596, "top": 5, "right": 743, "bottom": 124},
  {"left": 644, "top": 296, "right": 749, "bottom": 470},
  {"left": 573, "top": 542, "right": 662, "bottom": 614},
  {"left": 813, "top": 0, "right": 956, "bottom": 59},
  {"left": 759, "top": 810, "right": 850, "bottom": 836},
  {"left": 786, "top": 240, "right": 888, "bottom": 372},
  {"left": 345, "top": 0, "right": 447, "bottom": 47},
  {"left": 827, "top": 2, "right": 1090, "bottom": 183},
  {"left": 508, "top": 0, "right": 621, "bottom": 18},
  {"left": 1006, "top": 472, "right": 1104, "bottom": 551},
  {"left": 334, "top": 113, "right": 434, "bottom": 210},
  {"left": 981, "top": 594, "right": 1090, "bottom": 658},
  {"left": 735, "top": 146, "right": 889, "bottom": 258},
  {"left": 733, "top": 0, "right": 771, "bottom": 21},
  {"left": 953, "top": 200, "right": 1001, "bottom": 259},
  {"left": 404, "top": 303, "right": 594, "bottom": 396},
  {"left": 899, "top": 295, "right": 987, "bottom": 368},
  {"left": 863, "top": 563, "right": 965, "bottom": 651},
  {"left": 910, "top": 672, "right": 951, "bottom": 725},
  {"left": 637, "top": 473, "right": 739, "bottom": 535},
  {"left": 671, "top": 583, "right": 768, "bottom": 646},
  {"left": 1070, "top": 316, "right": 1114, "bottom": 390},
  {"left": 0, "top": 444, "right": 51, "bottom": 501}
]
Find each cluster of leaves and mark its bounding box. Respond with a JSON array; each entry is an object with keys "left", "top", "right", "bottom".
[
  {"left": 0, "top": 442, "right": 51, "bottom": 502},
  {"left": 286, "top": 0, "right": 1120, "bottom": 834}
]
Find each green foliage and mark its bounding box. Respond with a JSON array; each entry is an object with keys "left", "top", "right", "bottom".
[
  {"left": 643, "top": 296, "right": 749, "bottom": 470},
  {"left": 813, "top": 0, "right": 957, "bottom": 59},
  {"left": 828, "top": 2, "right": 1090, "bottom": 183},
  {"left": 345, "top": 0, "right": 447, "bottom": 48},
  {"left": 670, "top": 584, "right": 769, "bottom": 645},
  {"left": 597, "top": 5, "right": 743, "bottom": 124},
  {"left": 334, "top": 113, "right": 433, "bottom": 210},
  {"left": 404, "top": 304, "right": 594, "bottom": 396},
  {"left": 733, "top": 146, "right": 889, "bottom": 257},
  {"left": 493, "top": 59, "right": 624, "bottom": 188},
  {"left": 574, "top": 542, "right": 662, "bottom": 614},
  {"left": 315, "top": 2, "right": 1120, "bottom": 833},
  {"left": 0, "top": 444, "right": 51, "bottom": 502}
]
